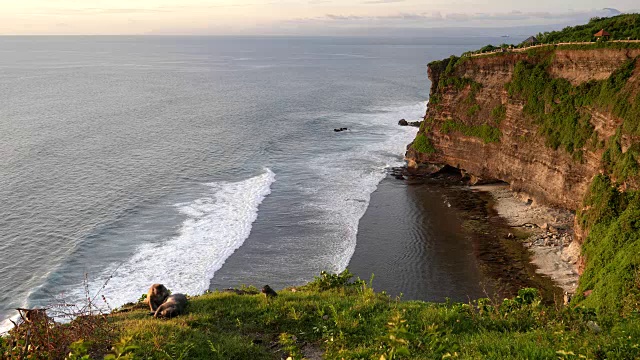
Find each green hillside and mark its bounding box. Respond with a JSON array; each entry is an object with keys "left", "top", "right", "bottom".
[
  {"left": 3, "top": 271, "right": 640, "bottom": 359},
  {"left": 537, "top": 14, "right": 640, "bottom": 42}
]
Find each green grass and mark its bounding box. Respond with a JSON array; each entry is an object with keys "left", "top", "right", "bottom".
[
  {"left": 5, "top": 272, "right": 640, "bottom": 359},
  {"left": 12, "top": 271, "right": 640, "bottom": 359},
  {"left": 441, "top": 119, "right": 502, "bottom": 144}
]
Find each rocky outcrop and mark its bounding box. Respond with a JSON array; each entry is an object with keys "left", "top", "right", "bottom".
[
  {"left": 406, "top": 48, "right": 640, "bottom": 210},
  {"left": 398, "top": 119, "right": 422, "bottom": 127}
]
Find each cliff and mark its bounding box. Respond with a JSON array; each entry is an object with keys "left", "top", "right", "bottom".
[
  {"left": 406, "top": 43, "right": 640, "bottom": 315},
  {"left": 406, "top": 47, "right": 640, "bottom": 210}
]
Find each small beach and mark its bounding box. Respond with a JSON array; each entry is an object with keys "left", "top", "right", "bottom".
[
  {"left": 351, "top": 173, "right": 570, "bottom": 303},
  {"left": 349, "top": 177, "right": 489, "bottom": 302}
]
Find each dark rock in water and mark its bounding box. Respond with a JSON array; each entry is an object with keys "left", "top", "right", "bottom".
[
  {"left": 399, "top": 119, "right": 422, "bottom": 127},
  {"left": 334, "top": 128, "right": 348, "bottom": 132}
]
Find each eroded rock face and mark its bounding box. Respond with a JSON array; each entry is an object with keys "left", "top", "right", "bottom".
[{"left": 406, "top": 49, "right": 640, "bottom": 210}]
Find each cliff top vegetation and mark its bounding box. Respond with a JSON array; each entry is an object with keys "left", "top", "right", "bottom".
[
  {"left": 537, "top": 14, "right": 640, "bottom": 43},
  {"left": 453, "top": 14, "right": 640, "bottom": 57}
]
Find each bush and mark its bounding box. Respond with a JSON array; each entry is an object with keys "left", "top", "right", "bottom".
[
  {"left": 491, "top": 104, "right": 507, "bottom": 123},
  {"left": 300, "top": 270, "right": 365, "bottom": 292},
  {"left": 412, "top": 134, "right": 436, "bottom": 154},
  {"left": 441, "top": 119, "right": 502, "bottom": 144}
]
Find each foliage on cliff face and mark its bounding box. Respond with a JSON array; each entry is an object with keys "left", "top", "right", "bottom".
[
  {"left": 506, "top": 56, "right": 640, "bottom": 172},
  {"left": 441, "top": 120, "right": 501, "bottom": 144},
  {"left": 577, "top": 175, "right": 640, "bottom": 317},
  {"left": 427, "top": 56, "right": 480, "bottom": 109},
  {"left": 536, "top": 14, "right": 640, "bottom": 43},
  {"left": 412, "top": 134, "right": 436, "bottom": 154},
  {"left": 491, "top": 104, "right": 507, "bottom": 123}
]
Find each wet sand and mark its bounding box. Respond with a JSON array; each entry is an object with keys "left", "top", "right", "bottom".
[
  {"left": 350, "top": 175, "right": 565, "bottom": 303},
  {"left": 349, "top": 177, "right": 489, "bottom": 302}
]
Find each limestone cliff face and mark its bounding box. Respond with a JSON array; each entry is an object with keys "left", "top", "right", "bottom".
[{"left": 406, "top": 48, "right": 640, "bottom": 210}]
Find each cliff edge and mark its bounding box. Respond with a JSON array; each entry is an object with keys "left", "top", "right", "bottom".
[
  {"left": 407, "top": 38, "right": 640, "bottom": 314},
  {"left": 406, "top": 47, "right": 640, "bottom": 210}
]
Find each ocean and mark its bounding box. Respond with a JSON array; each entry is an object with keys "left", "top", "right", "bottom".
[{"left": 0, "top": 35, "right": 511, "bottom": 330}]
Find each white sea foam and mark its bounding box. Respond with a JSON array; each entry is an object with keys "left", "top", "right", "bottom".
[
  {"left": 302, "top": 102, "right": 423, "bottom": 272},
  {"left": 63, "top": 169, "right": 275, "bottom": 310}
]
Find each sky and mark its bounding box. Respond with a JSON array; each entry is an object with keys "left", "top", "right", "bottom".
[{"left": 0, "top": 0, "right": 638, "bottom": 35}]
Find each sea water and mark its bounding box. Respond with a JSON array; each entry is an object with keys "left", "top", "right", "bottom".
[{"left": 0, "top": 35, "right": 510, "bottom": 330}]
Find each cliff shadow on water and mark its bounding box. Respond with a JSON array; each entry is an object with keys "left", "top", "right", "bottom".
[{"left": 350, "top": 168, "right": 562, "bottom": 304}]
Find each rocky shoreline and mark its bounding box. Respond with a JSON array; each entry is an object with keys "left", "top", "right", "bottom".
[
  {"left": 473, "top": 184, "right": 580, "bottom": 295},
  {"left": 390, "top": 166, "right": 578, "bottom": 302}
]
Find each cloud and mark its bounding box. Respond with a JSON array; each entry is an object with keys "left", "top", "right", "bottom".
[
  {"left": 308, "top": 8, "right": 625, "bottom": 24},
  {"left": 362, "top": 0, "right": 406, "bottom": 4},
  {"left": 602, "top": 8, "right": 622, "bottom": 15},
  {"left": 325, "top": 14, "right": 364, "bottom": 20}
]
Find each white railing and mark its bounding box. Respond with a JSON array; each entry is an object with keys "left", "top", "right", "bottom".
[{"left": 463, "top": 40, "right": 640, "bottom": 58}]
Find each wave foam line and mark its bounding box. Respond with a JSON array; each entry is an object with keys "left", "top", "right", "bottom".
[
  {"left": 68, "top": 169, "right": 275, "bottom": 310},
  {"left": 306, "top": 102, "right": 423, "bottom": 273}
]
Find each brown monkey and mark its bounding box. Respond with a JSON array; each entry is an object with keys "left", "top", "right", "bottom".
[
  {"left": 146, "top": 284, "right": 170, "bottom": 312},
  {"left": 261, "top": 285, "right": 277, "bottom": 299},
  {"left": 154, "top": 294, "right": 188, "bottom": 319}
]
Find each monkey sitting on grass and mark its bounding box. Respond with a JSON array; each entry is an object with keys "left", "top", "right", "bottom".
[
  {"left": 145, "top": 284, "right": 170, "bottom": 312},
  {"left": 154, "top": 293, "right": 188, "bottom": 319},
  {"left": 261, "top": 285, "right": 277, "bottom": 299}
]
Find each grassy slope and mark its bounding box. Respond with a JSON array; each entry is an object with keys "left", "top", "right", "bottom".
[
  {"left": 5, "top": 273, "right": 639, "bottom": 359},
  {"left": 106, "top": 273, "right": 640, "bottom": 360}
]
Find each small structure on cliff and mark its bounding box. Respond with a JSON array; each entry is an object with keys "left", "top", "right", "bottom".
[
  {"left": 594, "top": 29, "right": 611, "bottom": 41},
  {"left": 523, "top": 36, "right": 539, "bottom": 46}
]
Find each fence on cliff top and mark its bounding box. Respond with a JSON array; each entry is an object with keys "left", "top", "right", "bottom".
[{"left": 464, "top": 40, "right": 640, "bottom": 58}]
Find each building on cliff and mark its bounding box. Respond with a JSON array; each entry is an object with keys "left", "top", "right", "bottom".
[
  {"left": 594, "top": 29, "right": 611, "bottom": 40},
  {"left": 522, "top": 36, "right": 539, "bottom": 46}
]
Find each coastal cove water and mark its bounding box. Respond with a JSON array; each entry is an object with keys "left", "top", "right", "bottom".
[{"left": 0, "top": 36, "right": 511, "bottom": 330}]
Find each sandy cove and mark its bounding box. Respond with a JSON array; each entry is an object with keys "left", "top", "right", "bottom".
[{"left": 472, "top": 183, "right": 580, "bottom": 295}]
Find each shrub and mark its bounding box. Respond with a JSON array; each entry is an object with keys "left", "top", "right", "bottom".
[
  {"left": 441, "top": 119, "right": 502, "bottom": 144},
  {"left": 412, "top": 134, "right": 436, "bottom": 154},
  {"left": 300, "top": 270, "right": 365, "bottom": 292},
  {"left": 491, "top": 104, "right": 507, "bottom": 123}
]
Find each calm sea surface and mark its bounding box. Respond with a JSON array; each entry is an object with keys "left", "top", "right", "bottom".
[{"left": 0, "top": 36, "right": 512, "bottom": 329}]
